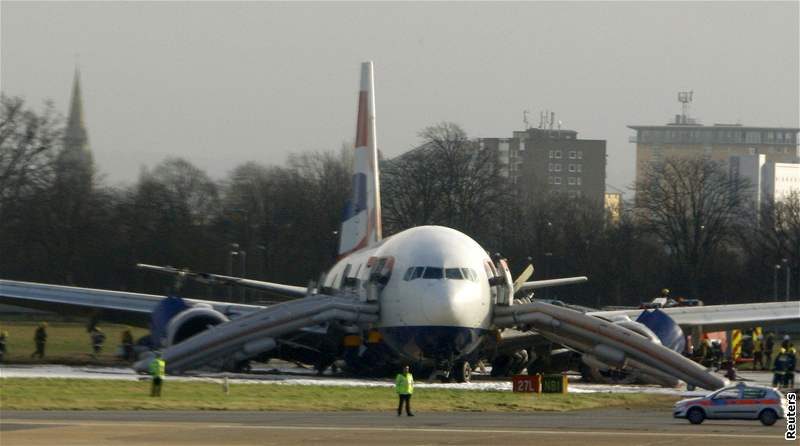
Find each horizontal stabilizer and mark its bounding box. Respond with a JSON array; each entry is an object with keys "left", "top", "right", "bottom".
[
  {"left": 136, "top": 264, "right": 307, "bottom": 300},
  {"left": 517, "top": 276, "right": 588, "bottom": 291}
]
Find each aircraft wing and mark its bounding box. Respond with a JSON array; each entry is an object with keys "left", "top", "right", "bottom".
[
  {"left": 493, "top": 301, "right": 727, "bottom": 389},
  {"left": 136, "top": 264, "right": 307, "bottom": 300},
  {"left": 0, "top": 279, "right": 264, "bottom": 327},
  {"left": 590, "top": 301, "right": 800, "bottom": 332}
]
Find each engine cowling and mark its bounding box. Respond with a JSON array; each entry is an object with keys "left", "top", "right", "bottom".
[{"left": 165, "top": 304, "right": 229, "bottom": 347}]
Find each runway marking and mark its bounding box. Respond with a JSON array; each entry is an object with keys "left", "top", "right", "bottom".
[{"left": 1, "top": 420, "right": 781, "bottom": 439}]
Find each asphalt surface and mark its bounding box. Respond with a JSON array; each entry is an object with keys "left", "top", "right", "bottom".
[{"left": 0, "top": 409, "right": 790, "bottom": 445}]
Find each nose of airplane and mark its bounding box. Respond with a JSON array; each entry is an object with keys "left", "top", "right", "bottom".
[{"left": 421, "top": 280, "right": 482, "bottom": 326}]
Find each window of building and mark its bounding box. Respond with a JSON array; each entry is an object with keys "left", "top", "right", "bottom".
[
  {"left": 554, "top": 164, "right": 562, "bottom": 172},
  {"left": 568, "top": 190, "right": 577, "bottom": 198},
  {"left": 547, "top": 176, "right": 554, "bottom": 184},
  {"left": 555, "top": 150, "right": 562, "bottom": 159},
  {"left": 554, "top": 177, "right": 561, "bottom": 185},
  {"left": 548, "top": 150, "right": 554, "bottom": 159},
  {"left": 569, "top": 151, "right": 576, "bottom": 159},
  {"left": 568, "top": 164, "right": 575, "bottom": 172},
  {"left": 576, "top": 164, "right": 582, "bottom": 173},
  {"left": 577, "top": 177, "right": 582, "bottom": 186},
  {"left": 568, "top": 177, "right": 576, "bottom": 185},
  {"left": 577, "top": 150, "right": 583, "bottom": 159},
  {"left": 548, "top": 163, "right": 553, "bottom": 172}
]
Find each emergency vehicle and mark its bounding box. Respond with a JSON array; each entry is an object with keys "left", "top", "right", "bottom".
[{"left": 673, "top": 382, "right": 787, "bottom": 425}]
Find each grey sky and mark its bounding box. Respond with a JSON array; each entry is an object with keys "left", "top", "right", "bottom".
[{"left": 2, "top": 1, "right": 798, "bottom": 192}]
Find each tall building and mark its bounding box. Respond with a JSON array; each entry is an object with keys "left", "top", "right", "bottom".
[
  {"left": 629, "top": 92, "right": 799, "bottom": 187},
  {"left": 480, "top": 127, "right": 607, "bottom": 204},
  {"left": 730, "top": 154, "right": 800, "bottom": 214}
]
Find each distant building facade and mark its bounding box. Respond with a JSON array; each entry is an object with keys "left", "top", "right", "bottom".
[
  {"left": 731, "top": 154, "right": 800, "bottom": 212},
  {"left": 480, "top": 127, "right": 607, "bottom": 204},
  {"left": 628, "top": 94, "right": 799, "bottom": 187}
]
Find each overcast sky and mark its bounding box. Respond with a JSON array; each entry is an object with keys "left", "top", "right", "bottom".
[{"left": 2, "top": 1, "right": 798, "bottom": 192}]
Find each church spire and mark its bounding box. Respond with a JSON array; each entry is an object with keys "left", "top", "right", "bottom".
[
  {"left": 64, "top": 67, "right": 90, "bottom": 153},
  {"left": 57, "top": 66, "right": 94, "bottom": 189}
]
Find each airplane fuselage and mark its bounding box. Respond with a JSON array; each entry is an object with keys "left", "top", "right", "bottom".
[{"left": 323, "top": 225, "right": 494, "bottom": 364}]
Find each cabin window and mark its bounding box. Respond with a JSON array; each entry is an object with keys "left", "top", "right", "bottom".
[{"left": 422, "top": 267, "right": 444, "bottom": 279}]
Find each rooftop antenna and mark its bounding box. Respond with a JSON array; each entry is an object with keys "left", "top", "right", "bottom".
[
  {"left": 677, "top": 90, "right": 693, "bottom": 124},
  {"left": 523, "top": 110, "right": 530, "bottom": 129}
]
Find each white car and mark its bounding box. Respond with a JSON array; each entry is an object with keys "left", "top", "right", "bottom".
[{"left": 673, "top": 383, "right": 787, "bottom": 426}]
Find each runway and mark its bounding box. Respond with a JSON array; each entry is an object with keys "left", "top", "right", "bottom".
[
  {"left": 1, "top": 409, "right": 789, "bottom": 446},
  {"left": 2, "top": 364, "right": 779, "bottom": 396}
]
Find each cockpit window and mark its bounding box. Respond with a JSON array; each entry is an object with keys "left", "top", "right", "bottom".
[
  {"left": 405, "top": 266, "right": 478, "bottom": 281},
  {"left": 461, "top": 268, "right": 478, "bottom": 282},
  {"left": 445, "top": 268, "right": 464, "bottom": 279},
  {"left": 422, "top": 267, "right": 444, "bottom": 279},
  {"left": 404, "top": 267, "right": 425, "bottom": 281}
]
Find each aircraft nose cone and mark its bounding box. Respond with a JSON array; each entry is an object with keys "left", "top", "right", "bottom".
[{"left": 421, "top": 281, "right": 477, "bottom": 326}]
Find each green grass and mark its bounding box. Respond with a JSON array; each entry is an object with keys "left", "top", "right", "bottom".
[
  {"left": 0, "top": 378, "right": 679, "bottom": 411},
  {"left": 0, "top": 321, "right": 149, "bottom": 366}
]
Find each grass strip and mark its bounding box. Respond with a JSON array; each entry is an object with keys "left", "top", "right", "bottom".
[{"left": 0, "top": 378, "right": 678, "bottom": 412}]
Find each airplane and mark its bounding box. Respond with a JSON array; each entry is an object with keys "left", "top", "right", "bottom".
[{"left": 1, "top": 62, "right": 797, "bottom": 389}]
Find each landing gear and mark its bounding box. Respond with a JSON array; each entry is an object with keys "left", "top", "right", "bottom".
[{"left": 452, "top": 361, "right": 472, "bottom": 383}]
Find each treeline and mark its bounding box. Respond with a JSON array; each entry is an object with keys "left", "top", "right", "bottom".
[{"left": 1, "top": 95, "right": 798, "bottom": 307}]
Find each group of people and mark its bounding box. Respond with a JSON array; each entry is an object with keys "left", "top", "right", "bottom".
[
  {"left": 747, "top": 332, "right": 796, "bottom": 388},
  {"left": 19, "top": 322, "right": 138, "bottom": 361},
  {"left": 770, "top": 337, "right": 797, "bottom": 388}
]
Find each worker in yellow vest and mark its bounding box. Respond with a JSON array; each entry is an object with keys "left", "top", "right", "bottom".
[
  {"left": 752, "top": 334, "right": 764, "bottom": 370},
  {"left": 149, "top": 352, "right": 166, "bottom": 397},
  {"left": 395, "top": 365, "right": 414, "bottom": 417}
]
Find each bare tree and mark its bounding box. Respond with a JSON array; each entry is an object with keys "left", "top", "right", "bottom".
[
  {"left": 635, "top": 157, "right": 750, "bottom": 298},
  {"left": 0, "top": 95, "right": 61, "bottom": 213},
  {"left": 382, "top": 122, "right": 509, "bottom": 237}
]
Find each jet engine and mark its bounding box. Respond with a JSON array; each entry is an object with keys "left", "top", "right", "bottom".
[{"left": 165, "top": 304, "right": 229, "bottom": 347}]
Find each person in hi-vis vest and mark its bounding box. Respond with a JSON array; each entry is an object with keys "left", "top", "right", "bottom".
[{"left": 395, "top": 365, "right": 414, "bottom": 416}]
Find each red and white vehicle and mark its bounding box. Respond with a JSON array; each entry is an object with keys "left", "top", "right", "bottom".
[{"left": 673, "top": 383, "right": 787, "bottom": 425}]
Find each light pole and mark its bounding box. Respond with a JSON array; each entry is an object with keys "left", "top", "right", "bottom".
[
  {"left": 228, "top": 243, "right": 240, "bottom": 300},
  {"left": 782, "top": 258, "right": 790, "bottom": 301},
  {"left": 544, "top": 252, "right": 553, "bottom": 299},
  {"left": 773, "top": 264, "right": 781, "bottom": 302},
  {"left": 239, "top": 250, "right": 247, "bottom": 303}
]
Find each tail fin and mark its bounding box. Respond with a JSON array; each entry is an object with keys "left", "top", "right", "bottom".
[{"left": 338, "top": 61, "right": 382, "bottom": 257}]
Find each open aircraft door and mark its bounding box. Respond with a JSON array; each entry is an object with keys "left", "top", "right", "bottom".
[
  {"left": 366, "top": 256, "right": 394, "bottom": 302},
  {"left": 491, "top": 258, "right": 514, "bottom": 306}
]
